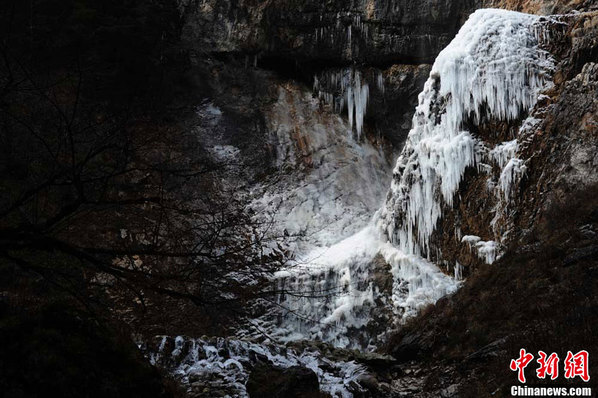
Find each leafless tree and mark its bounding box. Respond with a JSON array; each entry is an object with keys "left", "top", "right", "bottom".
[{"left": 0, "top": 4, "right": 287, "bottom": 335}]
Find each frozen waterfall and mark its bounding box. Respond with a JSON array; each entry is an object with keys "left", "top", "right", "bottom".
[
  {"left": 269, "top": 9, "right": 555, "bottom": 349},
  {"left": 378, "top": 8, "right": 554, "bottom": 259}
]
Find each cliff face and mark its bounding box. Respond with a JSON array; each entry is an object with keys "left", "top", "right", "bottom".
[
  {"left": 180, "top": 0, "right": 478, "bottom": 65},
  {"left": 178, "top": 0, "right": 596, "bottom": 68},
  {"left": 177, "top": 0, "right": 482, "bottom": 147},
  {"left": 176, "top": 0, "right": 596, "bottom": 183}
]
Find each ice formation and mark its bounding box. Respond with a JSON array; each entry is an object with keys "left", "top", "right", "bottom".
[
  {"left": 378, "top": 8, "right": 554, "bottom": 258},
  {"left": 313, "top": 12, "right": 369, "bottom": 52},
  {"left": 454, "top": 261, "right": 463, "bottom": 281},
  {"left": 376, "top": 71, "right": 385, "bottom": 94},
  {"left": 271, "top": 227, "right": 457, "bottom": 348},
  {"left": 490, "top": 140, "right": 518, "bottom": 169},
  {"left": 269, "top": 9, "right": 555, "bottom": 349},
  {"left": 498, "top": 158, "right": 527, "bottom": 201},
  {"left": 252, "top": 85, "right": 391, "bottom": 253},
  {"left": 148, "top": 11, "right": 563, "bottom": 398},
  {"left": 462, "top": 235, "right": 502, "bottom": 264},
  {"left": 314, "top": 68, "right": 370, "bottom": 140}
]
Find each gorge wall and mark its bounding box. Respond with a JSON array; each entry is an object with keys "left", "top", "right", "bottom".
[{"left": 152, "top": 1, "right": 597, "bottom": 397}]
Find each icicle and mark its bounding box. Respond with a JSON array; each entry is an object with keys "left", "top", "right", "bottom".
[
  {"left": 490, "top": 140, "right": 518, "bottom": 169},
  {"left": 347, "top": 25, "right": 351, "bottom": 46},
  {"left": 499, "top": 158, "right": 527, "bottom": 201},
  {"left": 351, "top": 71, "right": 369, "bottom": 140},
  {"left": 454, "top": 261, "right": 463, "bottom": 280},
  {"left": 313, "top": 68, "right": 370, "bottom": 140},
  {"left": 376, "top": 71, "right": 385, "bottom": 94},
  {"left": 346, "top": 84, "right": 354, "bottom": 130}
]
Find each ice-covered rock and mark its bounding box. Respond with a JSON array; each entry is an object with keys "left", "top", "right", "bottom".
[
  {"left": 147, "top": 336, "right": 369, "bottom": 398},
  {"left": 252, "top": 83, "right": 391, "bottom": 253}
]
